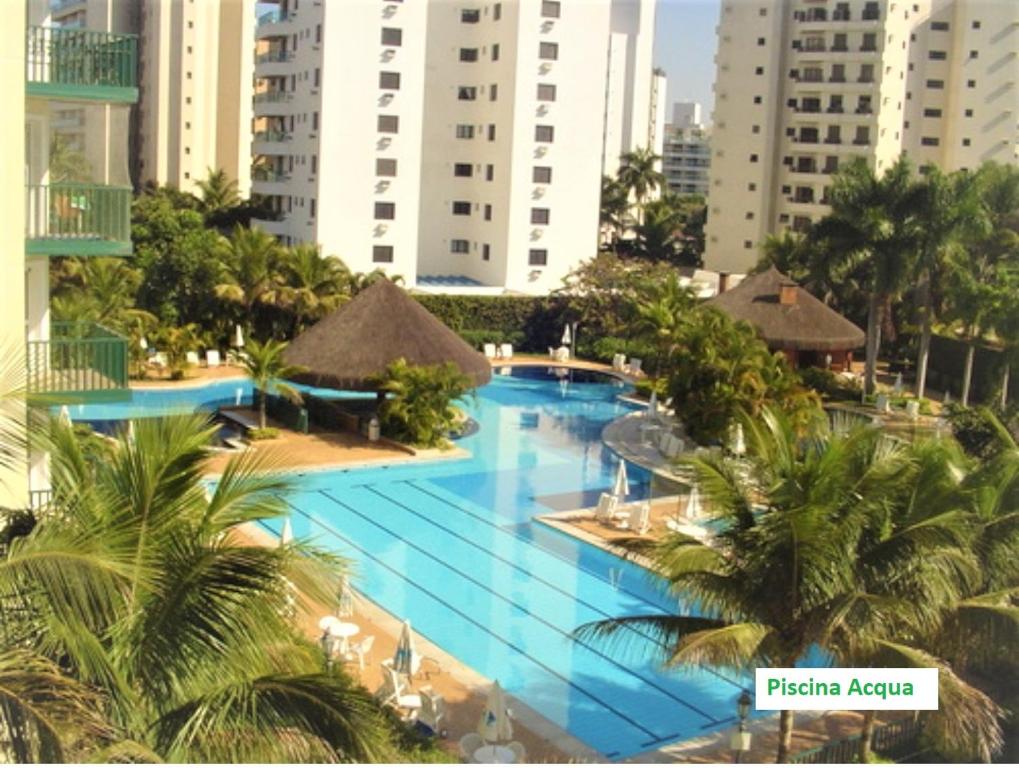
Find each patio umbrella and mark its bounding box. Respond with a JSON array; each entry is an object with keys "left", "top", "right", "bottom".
[
  {"left": 477, "top": 680, "right": 513, "bottom": 743},
  {"left": 58, "top": 405, "right": 72, "bottom": 427},
  {"left": 685, "top": 483, "right": 702, "bottom": 519},
  {"left": 611, "top": 460, "right": 629, "bottom": 499},
  {"left": 731, "top": 423, "right": 746, "bottom": 457},
  {"left": 139, "top": 335, "right": 148, "bottom": 351},
  {"left": 561, "top": 324, "right": 572, "bottom": 346},
  {"left": 279, "top": 517, "right": 293, "bottom": 547},
  {"left": 647, "top": 390, "right": 658, "bottom": 419},
  {"left": 338, "top": 575, "right": 355, "bottom": 618},
  {"left": 393, "top": 619, "right": 417, "bottom": 676},
  {"left": 233, "top": 324, "right": 245, "bottom": 349}
]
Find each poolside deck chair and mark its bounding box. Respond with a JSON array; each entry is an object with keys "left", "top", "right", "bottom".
[
  {"left": 185, "top": 351, "right": 200, "bottom": 366},
  {"left": 627, "top": 358, "right": 643, "bottom": 376},
  {"left": 151, "top": 352, "right": 168, "bottom": 368},
  {"left": 612, "top": 353, "right": 626, "bottom": 371},
  {"left": 595, "top": 492, "right": 620, "bottom": 523},
  {"left": 499, "top": 343, "right": 513, "bottom": 359},
  {"left": 549, "top": 346, "right": 557, "bottom": 359},
  {"left": 376, "top": 660, "right": 421, "bottom": 719},
  {"left": 875, "top": 393, "right": 890, "bottom": 413},
  {"left": 483, "top": 343, "right": 497, "bottom": 359},
  {"left": 206, "top": 349, "right": 221, "bottom": 368},
  {"left": 554, "top": 346, "right": 570, "bottom": 362},
  {"left": 416, "top": 686, "right": 446, "bottom": 736},
  {"left": 458, "top": 733, "right": 484, "bottom": 761},
  {"left": 343, "top": 634, "right": 374, "bottom": 671},
  {"left": 629, "top": 501, "right": 651, "bottom": 534}
]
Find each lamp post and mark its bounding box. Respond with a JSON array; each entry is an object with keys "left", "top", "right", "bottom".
[{"left": 730, "top": 689, "right": 752, "bottom": 763}]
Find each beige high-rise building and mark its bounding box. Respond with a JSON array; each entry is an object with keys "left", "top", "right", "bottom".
[
  {"left": 705, "top": 0, "right": 1019, "bottom": 275},
  {"left": 51, "top": 0, "right": 255, "bottom": 197}
]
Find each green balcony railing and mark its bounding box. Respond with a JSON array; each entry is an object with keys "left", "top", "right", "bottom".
[
  {"left": 251, "top": 168, "right": 291, "bottom": 183},
  {"left": 26, "top": 183, "right": 132, "bottom": 256},
  {"left": 257, "top": 9, "right": 289, "bottom": 27},
  {"left": 26, "top": 26, "right": 138, "bottom": 103},
  {"left": 255, "top": 49, "right": 293, "bottom": 64},
  {"left": 27, "top": 322, "right": 128, "bottom": 396},
  {"left": 253, "top": 90, "right": 292, "bottom": 104},
  {"left": 253, "top": 129, "right": 292, "bottom": 143}
]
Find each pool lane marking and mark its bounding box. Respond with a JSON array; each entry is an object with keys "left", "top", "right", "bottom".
[
  {"left": 282, "top": 494, "right": 668, "bottom": 749},
  {"left": 320, "top": 487, "right": 721, "bottom": 729},
  {"left": 363, "top": 483, "right": 735, "bottom": 715},
  {"left": 397, "top": 479, "right": 749, "bottom": 692}
]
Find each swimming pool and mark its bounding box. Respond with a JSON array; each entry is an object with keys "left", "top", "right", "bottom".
[{"left": 263, "top": 367, "right": 752, "bottom": 759}]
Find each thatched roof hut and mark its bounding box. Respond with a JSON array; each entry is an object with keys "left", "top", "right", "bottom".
[
  {"left": 706, "top": 267, "right": 864, "bottom": 367},
  {"left": 283, "top": 279, "right": 492, "bottom": 390}
]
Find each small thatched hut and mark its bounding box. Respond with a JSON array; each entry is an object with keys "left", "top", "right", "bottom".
[
  {"left": 706, "top": 267, "right": 865, "bottom": 370},
  {"left": 283, "top": 279, "right": 492, "bottom": 390}
]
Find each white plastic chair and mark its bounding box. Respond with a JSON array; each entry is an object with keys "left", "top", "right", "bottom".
[
  {"left": 612, "top": 353, "right": 626, "bottom": 371},
  {"left": 483, "top": 343, "right": 497, "bottom": 359},
  {"left": 548, "top": 346, "right": 557, "bottom": 359},
  {"left": 185, "top": 350, "right": 200, "bottom": 366},
  {"left": 206, "top": 349, "right": 221, "bottom": 368},
  {"left": 499, "top": 343, "right": 513, "bottom": 359},
  {"left": 416, "top": 685, "right": 445, "bottom": 735},
  {"left": 507, "top": 741, "right": 527, "bottom": 762},
  {"left": 458, "top": 733, "right": 484, "bottom": 761},
  {"left": 595, "top": 492, "right": 619, "bottom": 523},
  {"left": 628, "top": 501, "right": 651, "bottom": 535},
  {"left": 376, "top": 660, "right": 421, "bottom": 719},
  {"left": 628, "top": 358, "right": 643, "bottom": 375},
  {"left": 554, "top": 346, "right": 570, "bottom": 362},
  {"left": 344, "top": 634, "right": 374, "bottom": 670}
]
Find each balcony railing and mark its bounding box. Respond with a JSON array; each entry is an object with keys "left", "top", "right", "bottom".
[
  {"left": 26, "top": 26, "right": 138, "bottom": 103},
  {"left": 252, "top": 169, "right": 291, "bottom": 183},
  {"left": 27, "top": 322, "right": 128, "bottom": 396},
  {"left": 255, "top": 49, "right": 294, "bottom": 64},
  {"left": 253, "top": 90, "right": 293, "bottom": 104},
  {"left": 253, "top": 129, "right": 292, "bottom": 143},
  {"left": 25, "top": 183, "right": 132, "bottom": 256},
  {"left": 257, "top": 9, "right": 290, "bottom": 27}
]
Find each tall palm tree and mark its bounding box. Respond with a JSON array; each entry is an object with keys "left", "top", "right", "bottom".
[
  {"left": 633, "top": 198, "right": 684, "bottom": 262},
  {"left": 241, "top": 338, "right": 307, "bottom": 428},
  {"left": 599, "top": 175, "right": 631, "bottom": 252},
  {"left": 913, "top": 166, "right": 987, "bottom": 399},
  {"left": 814, "top": 156, "right": 923, "bottom": 394},
  {"left": 280, "top": 244, "right": 352, "bottom": 331},
  {"left": 195, "top": 168, "right": 240, "bottom": 213},
  {"left": 617, "top": 147, "right": 665, "bottom": 223},
  {"left": 8, "top": 414, "right": 395, "bottom": 762},
  {"left": 51, "top": 258, "right": 156, "bottom": 333},
  {"left": 215, "top": 225, "right": 285, "bottom": 320},
  {"left": 632, "top": 273, "right": 694, "bottom": 377}
]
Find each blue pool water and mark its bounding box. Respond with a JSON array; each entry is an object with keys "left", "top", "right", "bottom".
[{"left": 66, "top": 368, "right": 754, "bottom": 758}]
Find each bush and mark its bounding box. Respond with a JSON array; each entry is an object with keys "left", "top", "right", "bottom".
[
  {"left": 414, "top": 295, "right": 568, "bottom": 354},
  {"left": 633, "top": 379, "right": 668, "bottom": 400},
  {"left": 801, "top": 367, "right": 863, "bottom": 402},
  {"left": 943, "top": 404, "right": 1018, "bottom": 459},
  {"left": 585, "top": 336, "right": 655, "bottom": 365},
  {"left": 372, "top": 358, "right": 474, "bottom": 448},
  {"left": 457, "top": 329, "right": 526, "bottom": 350},
  {"left": 248, "top": 427, "right": 280, "bottom": 441}
]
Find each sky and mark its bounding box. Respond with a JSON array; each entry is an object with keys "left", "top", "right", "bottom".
[{"left": 653, "top": 0, "right": 721, "bottom": 125}]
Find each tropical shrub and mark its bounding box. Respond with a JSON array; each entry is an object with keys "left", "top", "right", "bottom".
[
  {"left": 800, "top": 366, "right": 864, "bottom": 401},
  {"left": 372, "top": 359, "right": 473, "bottom": 448},
  {"left": 248, "top": 427, "right": 280, "bottom": 441},
  {"left": 457, "top": 329, "right": 526, "bottom": 350},
  {"left": 241, "top": 339, "right": 306, "bottom": 429},
  {"left": 944, "top": 404, "right": 1019, "bottom": 459}
]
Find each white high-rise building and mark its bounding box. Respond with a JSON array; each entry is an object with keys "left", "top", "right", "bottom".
[
  {"left": 663, "top": 123, "right": 711, "bottom": 196},
  {"left": 251, "top": 0, "right": 660, "bottom": 295},
  {"left": 705, "top": 0, "right": 1019, "bottom": 275}
]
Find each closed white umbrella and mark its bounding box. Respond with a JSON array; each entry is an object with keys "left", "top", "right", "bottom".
[
  {"left": 732, "top": 423, "right": 746, "bottom": 457},
  {"left": 233, "top": 324, "right": 245, "bottom": 348},
  {"left": 686, "top": 483, "right": 702, "bottom": 519},
  {"left": 280, "top": 517, "right": 293, "bottom": 547},
  {"left": 338, "top": 575, "right": 355, "bottom": 618},
  {"left": 139, "top": 335, "right": 148, "bottom": 351},
  {"left": 611, "top": 460, "right": 629, "bottom": 498},
  {"left": 647, "top": 390, "right": 658, "bottom": 419},
  {"left": 58, "top": 405, "right": 72, "bottom": 427},
  {"left": 478, "top": 680, "right": 513, "bottom": 743},
  {"left": 393, "top": 619, "right": 417, "bottom": 676},
  {"left": 561, "top": 325, "right": 572, "bottom": 346}
]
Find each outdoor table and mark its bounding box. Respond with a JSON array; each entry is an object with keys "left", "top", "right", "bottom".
[
  {"left": 328, "top": 621, "right": 360, "bottom": 654},
  {"left": 473, "top": 745, "right": 516, "bottom": 764}
]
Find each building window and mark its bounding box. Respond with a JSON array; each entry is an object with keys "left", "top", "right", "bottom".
[
  {"left": 750, "top": 154, "right": 758, "bottom": 162},
  {"left": 926, "top": 79, "right": 944, "bottom": 89},
  {"left": 923, "top": 108, "right": 942, "bottom": 118},
  {"left": 920, "top": 137, "right": 940, "bottom": 146},
  {"left": 757, "top": 37, "right": 765, "bottom": 45},
  {"left": 745, "top": 211, "right": 754, "bottom": 220},
  {"left": 314, "top": 68, "right": 321, "bottom": 87},
  {"left": 460, "top": 48, "right": 479, "bottom": 62},
  {"left": 309, "top": 199, "right": 316, "bottom": 218},
  {"left": 378, "top": 115, "right": 399, "bottom": 132},
  {"left": 528, "top": 249, "right": 548, "bottom": 266},
  {"left": 376, "top": 158, "right": 397, "bottom": 176},
  {"left": 744, "top": 241, "right": 753, "bottom": 249},
  {"left": 461, "top": 8, "right": 480, "bottom": 23},
  {"left": 484, "top": 204, "right": 492, "bottom": 221},
  {"left": 454, "top": 163, "right": 473, "bottom": 177},
  {"left": 541, "top": 1, "right": 560, "bottom": 18},
  {"left": 972, "top": 20, "right": 981, "bottom": 29},
  {"left": 493, "top": 2, "right": 501, "bottom": 21},
  {"left": 374, "top": 202, "right": 395, "bottom": 219},
  {"left": 458, "top": 86, "right": 477, "bottom": 100},
  {"left": 931, "top": 21, "right": 949, "bottom": 30},
  {"left": 381, "top": 27, "right": 402, "bottom": 46},
  {"left": 311, "top": 155, "right": 317, "bottom": 173},
  {"left": 452, "top": 201, "right": 472, "bottom": 215},
  {"left": 753, "top": 95, "right": 762, "bottom": 104},
  {"left": 962, "top": 138, "right": 971, "bottom": 146},
  {"left": 755, "top": 66, "right": 764, "bottom": 75},
  {"left": 928, "top": 50, "right": 946, "bottom": 60},
  {"left": 533, "top": 166, "right": 552, "bottom": 183},
  {"left": 490, "top": 83, "right": 498, "bottom": 101},
  {"left": 535, "top": 125, "right": 554, "bottom": 142},
  {"left": 373, "top": 246, "right": 394, "bottom": 263},
  {"left": 482, "top": 244, "right": 490, "bottom": 261},
  {"left": 748, "top": 182, "right": 756, "bottom": 191},
  {"left": 456, "top": 124, "right": 475, "bottom": 139},
  {"left": 539, "top": 42, "right": 559, "bottom": 60},
  {"left": 485, "top": 164, "right": 494, "bottom": 181},
  {"left": 312, "top": 112, "right": 319, "bottom": 130},
  {"left": 487, "top": 124, "right": 496, "bottom": 141},
  {"left": 531, "top": 208, "right": 550, "bottom": 225},
  {"left": 379, "top": 71, "right": 400, "bottom": 89},
  {"left": 967, "top": 79, "right": 976, "bottom": 88},
  {"left": 964, "top": 109, "right": 973, "bottom": 117},
  {"left": 537, "top": 83, "right": 556, "bottom": 101},
  {"left": 492, "top": 43, "right": 500, "bottom": 61},
  {"left": 451, "top": 239, "right": 470, "bottom": 254}
]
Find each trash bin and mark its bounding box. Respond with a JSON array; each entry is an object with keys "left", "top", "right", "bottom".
[{"left": 368, "top": 416, "right": 380, "bottom": 442}]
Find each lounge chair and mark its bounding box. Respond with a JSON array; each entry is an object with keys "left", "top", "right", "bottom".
[
  {"left": 875, "top": 393, "right": 890, "bottom": 413},
  {"left": 458, "top": 733, "right": 484, "bottom": 761},
  {"left": 507, "top": 742, "right": 527, "bottom": 762},
  {"left": 617, "top": 501, "right": 650, "bottom": 534},
  {"left": 185, "top": 350, "right": 200, "bottom": 366},
  {"left": 483, "top": 343, "right": 497, "bottom": 359},
  {"left": 151, "top": 352, "right": 168, "bottom": 368},
  {"left": 206, "top": 349, "right": 221, "bottom": 368},
  {"left": 499, "top": 343, "right": 513, "bottom": 359},
  {"left": 612, "top": 353, "right": 626, "bottom": 371},
  {"left": 554, "top": 346, "right": 570, "bottom": 362},
  {"left": 627, "top": 358, "right": 643, "bottom": 375},
  {"left": 416, "top": 685, "right": 446, "bottom": 736},
  {"left": 376, "top": 660, "right": 421, "bottom": 719},
  {"left": 344, "top": 634, "right": 374, "bottom": 671},
  {"left": 595, "top": 492, "right": 620, "bottom": 523},
  {"left": 548, "top": 346, "right": 557, "bottom": 359}
]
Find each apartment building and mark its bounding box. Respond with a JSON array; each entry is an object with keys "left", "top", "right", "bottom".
[
  {"left": 50, "top": 0, "right": 255, "bottom": 197},
  {"left": 705, "top": 0, "right": 1019, "bottom": 275},
  {"left": 251, "top": 0, "right": 659, "bottom": 295},
  {"left": 662, "top": 105, "right": 711, "bottom": 197},
  {"left": 2, "top": 0, "right": 137, "bottom": 509}
]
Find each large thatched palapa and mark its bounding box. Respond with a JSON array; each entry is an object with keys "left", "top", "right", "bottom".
[
  {"left": 707, "top": 266, "right": 865, "bottom": 370},
  {"left": 283, "top": 279, "right": 492, "bottom": 390}
]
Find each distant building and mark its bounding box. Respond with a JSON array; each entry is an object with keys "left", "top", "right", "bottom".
[
  {"left": 705, "top": 0, "right": 1019, "bottom": 275},
  {"left": 662, "top": 123, "right": 711, "bottom": 197},
  {"left": 671, "top": 100, "right": 703, "bottom": 130}
]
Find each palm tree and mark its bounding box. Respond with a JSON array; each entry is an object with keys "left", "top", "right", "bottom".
[
  {"left": 913, "top": 166, "right": 987, "bottom": 399},
  {"left": 215, "top": 225, "right": 285, "bottom": 320},
  {"left": 631, "top": 273, "right": 694, "bottom": 377},
  {"left": 617, "top": 147, "right": 665, "bottom": 223},
  {"left": 51, "top": 258, "right": 156, "bottom": 334},
  {"left": 599, "top": 175, "right": 631, "bottom": 252},
  {"left": 8, "top": 414, "right": 395, "bottom": 761},
  {"left": 280, "top": 244, "right": 352, "bottom": 331},
  {"left": 195, "top": 168, "right": 240, "bottom": 213},
  {"left": 633, "top": 198, "right": 684, "bottom": 262},
  {"left": 241, "top": 339, "right": 307, "bottom": 428},
  {"left": 814, "top": 156, "right": 923, "bottom": 394}
]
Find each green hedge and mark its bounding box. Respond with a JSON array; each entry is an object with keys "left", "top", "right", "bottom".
[{"left": 413, "top": 295, "right": 569, "bottom": 353}]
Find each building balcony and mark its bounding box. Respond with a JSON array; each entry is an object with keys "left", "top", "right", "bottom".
[
  {"left": 27, "top": 322, "right": 129, "bottom": 400},
  {"left": 255, "top": 49, "right": 294, "bottom": 65},
  {"left": 256, "top": 9, "right": 292, "bottom": 39},
  {"left": 25, "top": 183, "right": 132, "bottom": 256},
  {"left": 252, "top": 131, "right": 292, "bottom": 155},
  {"left": 250, "top": 216, "right": 290, "bottom": 237},
  {"left": 26, "top": 26, "right": 138, "bottom": 104},
  {"left": 253, "top": 90, "right": 296, "bottom": 116},
  {"left": 50, "top": 0, "right": 86, "bottom": 13}
]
